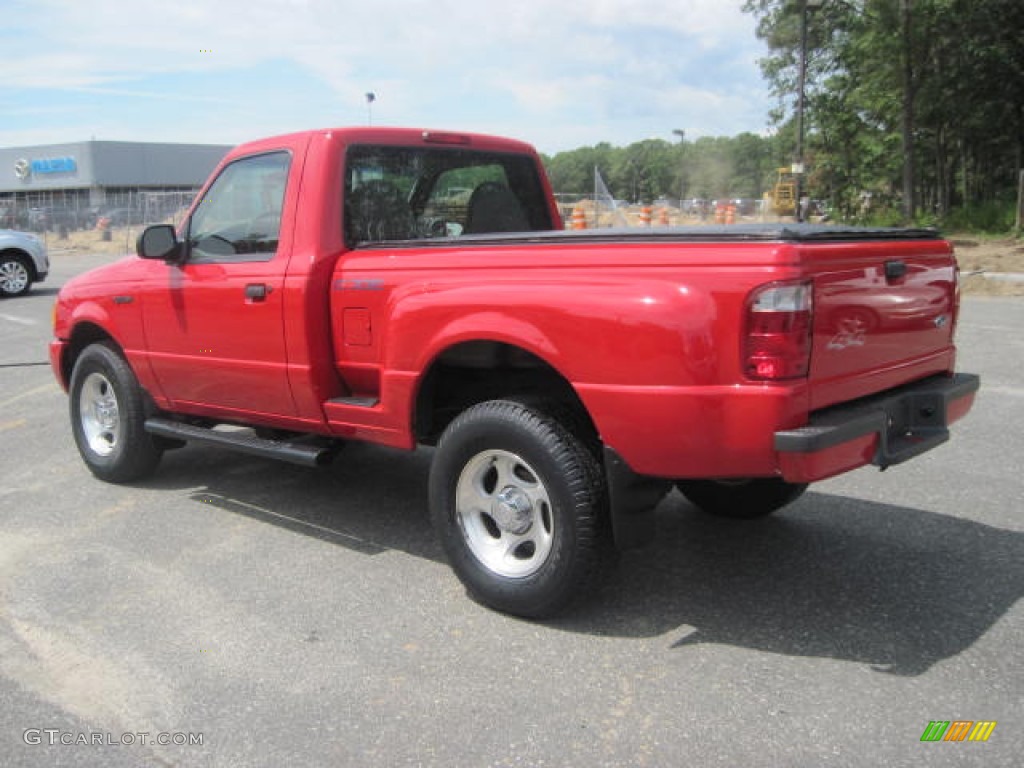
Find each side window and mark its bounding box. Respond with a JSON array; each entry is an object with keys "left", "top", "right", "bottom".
[{"left": 188, "top": 151, "right": 290, "bottom": 263}]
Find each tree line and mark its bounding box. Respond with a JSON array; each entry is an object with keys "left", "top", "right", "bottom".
[
  {"left": 543, "top": 0, "right": 1022, "bottom": 230},
  {"left": 542, "top": 133, "right": 785, "bottom": 210}
]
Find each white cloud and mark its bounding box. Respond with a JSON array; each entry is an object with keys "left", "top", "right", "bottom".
[{"left": 0, "top": 0, "right": 770, "bottom": 152}]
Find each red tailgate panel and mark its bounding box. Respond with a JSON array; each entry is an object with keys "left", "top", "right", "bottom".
[{"left": 804, "top": 239, "right": 958, "bottom": 410}]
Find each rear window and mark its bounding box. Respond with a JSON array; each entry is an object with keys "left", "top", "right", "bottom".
[{"left": 344, "top": 145, "right": 553, "bottom": 245}]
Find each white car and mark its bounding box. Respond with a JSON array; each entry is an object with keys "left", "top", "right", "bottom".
[{"left": 0, "top": 229, "right": 49, "bottom": 297}]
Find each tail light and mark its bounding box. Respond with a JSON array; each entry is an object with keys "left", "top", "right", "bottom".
[
  {"left": 744, "top": 281, "right": 813, "bottom": 381},
  {"left": 952, "top": 264, "right": 961, "bottom": 334}
]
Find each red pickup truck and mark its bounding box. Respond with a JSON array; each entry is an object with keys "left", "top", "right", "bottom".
[{"left": 50, "top": 127, "right": 979, "bottom": 617}]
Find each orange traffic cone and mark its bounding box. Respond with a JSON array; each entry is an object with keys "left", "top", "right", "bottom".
[
  {"left": 639, "top": 206, "right": 653, "bottom": 227},
  {"left": 571, "top": 206, "right": 587, "bottom": 230}
]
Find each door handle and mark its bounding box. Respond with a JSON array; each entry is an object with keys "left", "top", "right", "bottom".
[{"left": 245, "top": 283, "right": 272, "bottom": 301}]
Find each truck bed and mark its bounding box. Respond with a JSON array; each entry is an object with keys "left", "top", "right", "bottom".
[{"left": 351, "top": 223, "right": 945, "bottom": 248}]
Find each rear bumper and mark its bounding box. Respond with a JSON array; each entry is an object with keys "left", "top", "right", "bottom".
[{"left": 774, "top": 372, "right": 979, "bottom": 482}]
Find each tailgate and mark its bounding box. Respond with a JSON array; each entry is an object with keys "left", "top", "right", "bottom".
[{"left": 801, "top": 233, "right": 958, "bottom": 410}]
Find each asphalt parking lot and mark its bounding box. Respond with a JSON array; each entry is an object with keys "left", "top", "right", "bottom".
[{"left": 1, "top": 250, "right": 1021, "bottom": 767}]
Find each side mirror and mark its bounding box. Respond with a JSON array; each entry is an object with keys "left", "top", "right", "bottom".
[{"left": 137, "top": 224, "right": 182, "bottom": 262}]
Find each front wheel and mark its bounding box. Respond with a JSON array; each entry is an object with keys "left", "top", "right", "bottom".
[
  {"left": 0, "top": 254, "right": 32, "bottom": 297},
  {"left": 675, "top": 478, "right": 807, "bottom": 519},
  {"left": 69, "top": 342, "right": 163, "bottom": 483},
  {"left": 429, "top": 400, "right": 613, "bottom": 618}
]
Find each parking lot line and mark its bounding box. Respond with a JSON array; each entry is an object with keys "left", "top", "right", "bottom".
[
  {"left": 0, "top": 382, "right": 59, "bottom": 408},
  {"left": 0, "top": 313, "right": 37, "bottom": 326}
]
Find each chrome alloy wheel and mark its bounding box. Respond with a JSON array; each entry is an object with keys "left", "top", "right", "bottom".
[
  {"left": 0, "top": 259, "right": 30, "bottom": 295},
  {"left": 78, "top": 372, "right": 121, "bottom": 457},
  {"left": 454, "top": 449, "right": 554, "bottom": 578}
]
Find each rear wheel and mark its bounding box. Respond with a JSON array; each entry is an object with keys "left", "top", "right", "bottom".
[
  {"left": 675, "top": 478, "right": 807, "bottom": 519},
  {"left": 0, "top": 254, "right": 32, "bottom": 297},
  {"left": 429, "top": 400, "right": 612, "bottom": 618},
  {"left": 70, "top": 343, "right": 163, "bottom": 483}
]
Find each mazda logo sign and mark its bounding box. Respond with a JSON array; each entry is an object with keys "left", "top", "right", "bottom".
[{"left": 14, "top": 158, "right": 30, "bottom": 181}]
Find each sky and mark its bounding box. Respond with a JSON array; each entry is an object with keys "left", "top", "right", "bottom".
[{"left": 0, "top": 0, "right": 774, "bottom": 156}]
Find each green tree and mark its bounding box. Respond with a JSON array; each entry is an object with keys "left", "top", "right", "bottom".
[
  {"left": 544, "top": 143, "right": 615, "bottom": 196},
  {"left": 744, "top": 0, "right": 1023, "bottom": 226},
  {"left": 730, "top": 132, "right": 774, "bottom": 198}
]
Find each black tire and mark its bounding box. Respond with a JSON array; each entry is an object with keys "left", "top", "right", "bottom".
[
  {"left": 0, "top": 253, "right": 32, "bottom": 297},
  {"left": 69, "top": 342, "right": 163, "bottom": 483},
  {"left": 675, "top": 477, "right": 807, "bottom": 519},
  {"left": 429, "top": 399, "right": 613, "bottom": 618}
]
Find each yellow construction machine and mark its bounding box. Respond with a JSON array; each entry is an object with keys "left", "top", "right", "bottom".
[{"left": 769, "top": 167, "right": 797, "bottom": 217}]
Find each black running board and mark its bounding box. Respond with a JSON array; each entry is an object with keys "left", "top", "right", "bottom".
[{"left": 145, "top": 418, "right": 336, "bottom": 467}]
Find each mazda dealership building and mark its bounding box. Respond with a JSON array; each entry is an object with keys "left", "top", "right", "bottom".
[{"left": 0, "top": 140, "right": 230, "bottom": 230}]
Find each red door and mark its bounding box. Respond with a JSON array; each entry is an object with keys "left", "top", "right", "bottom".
[{"left": 140, "top": 150, "right": 297, "bottom": 418}]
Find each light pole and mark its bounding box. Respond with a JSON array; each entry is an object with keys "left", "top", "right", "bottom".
[
  {"left": 672, "top": 129, "right": 686, "bottom": 211},
  {"left": 366, "top": 92, "right": 376, "bottom": 125},
  {"left": 794, "top": 0, "right": 823, "bottom": 222}
]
